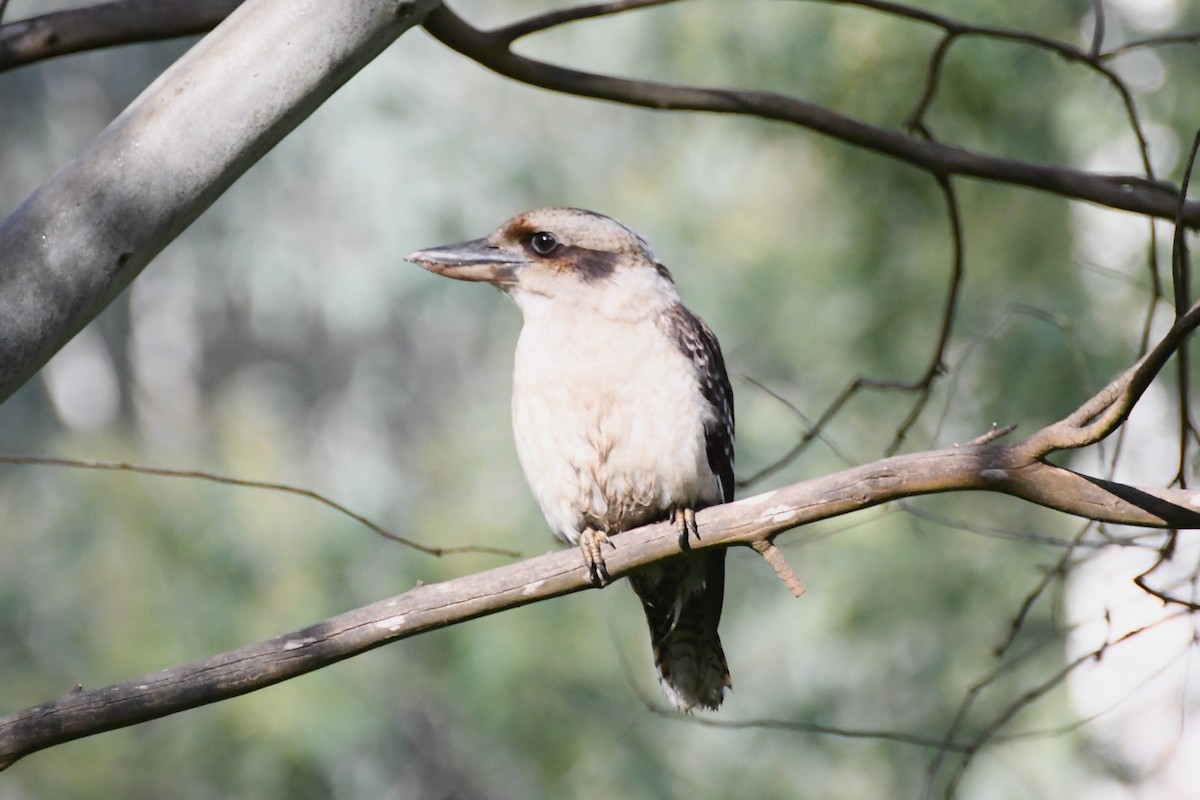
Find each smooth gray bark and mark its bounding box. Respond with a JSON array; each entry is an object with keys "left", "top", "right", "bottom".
[{"left": 0, "top": 0, "right": 437, "bottom": 401}]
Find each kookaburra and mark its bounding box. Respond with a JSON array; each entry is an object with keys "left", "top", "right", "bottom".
[{"left": 407, "top": 207, "right": 734, "bottom": 711}]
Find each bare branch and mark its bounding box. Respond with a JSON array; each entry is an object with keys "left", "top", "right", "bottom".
[
  {"left": 4, "top": 420, "right": 1200, "bottom": 768},
  {"left": 654, "top": 706, "right": 973, "bottom": 752},
  {"left": 963, "top": 424, "right": 1017, "bottom": 447},
  {"left": 735, "top": 374, "right": 856, "bottom": 489},
  {"left": 992, "top": 520, "right": 1092, "bottom": 659},
  {"left": 898, "top": 6, "right": 1156, "bottom": 180},
  {"left": 0, "top": 0, "right": 244, "bottom": 72},
  {"left": 1020, "top": 297, "right": 1200, "bottom": 457},
  {"left": 1089, "top": 0, "right": 1105, "bottom": 57},
  {"left": 493, "top": 0, "right": 681, "bottom": 44},
  {"left": 941, "top": 616, "right": 1182, "bottom": 795},
  {"left": 0, "top": 454, "right": 519, "bottom": 558},
  {"left": 422, "top": 7, "right": 1200, "bottom": 224},
  {"left": 881, "top": 175, "right": 965, "bottom": 455},
  {"left": 1132, "top": 532, "right": 1200, "bottom": 611},
  {"left": 738, "top": 174, "right": 963, "bottom": 482},
  {"left": 905, "top": 33, "right": 957, "bottom": 135},
  {"left": 926, "top": 612, "right": 1187, "bottom": 793},
  {"left": 5, "top": 1, "right": 1197, "bottom": 225},
  {"left": 1171, "top": 129, "right": 1200, "bottom": 486},
  {"left": 1099, "top": 31, "right": 1200, "bottom": 60}
]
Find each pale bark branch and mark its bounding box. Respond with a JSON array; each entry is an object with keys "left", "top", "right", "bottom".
[
  {"left": 0, "top": 0, "right": 436, "bottom": 403},
  {"left": 3, "top": 427, "right": 1199, "bottom": 769}
]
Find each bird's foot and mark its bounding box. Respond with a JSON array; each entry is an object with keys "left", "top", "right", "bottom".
[
  {"left": 579, "top": 528, "right": 614, "bottom": 587},
  {"left": 673, "top": 507, "right": 699, "bottom": 550}
]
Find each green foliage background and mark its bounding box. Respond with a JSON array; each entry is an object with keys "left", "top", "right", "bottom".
[{"left": 2, "top": 1, "right": 1199, "bottom": 797}]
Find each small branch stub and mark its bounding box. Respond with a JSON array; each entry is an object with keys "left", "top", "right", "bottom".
[
  {"left": 753, "top": 539, "right": 807, "bottom": 598},
  {"left": 965, "top": 423, "right": 1017, "bottom": 447}
]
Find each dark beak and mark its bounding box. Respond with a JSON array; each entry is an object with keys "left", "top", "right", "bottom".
[{"left": 405, "top": 238, "right": 528, "bottom": 284}]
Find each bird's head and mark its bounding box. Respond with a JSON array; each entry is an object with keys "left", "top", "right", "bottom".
[{"left": 406, "top": 208, "right": 681, "bottom": 321}]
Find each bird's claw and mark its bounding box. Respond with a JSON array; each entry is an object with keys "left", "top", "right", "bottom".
[
  {"left": 579, "top": 528, "right": 613, "bottom": 586},
  {"left": 673, "top": 507, "right": 699, "bottom": 550}
]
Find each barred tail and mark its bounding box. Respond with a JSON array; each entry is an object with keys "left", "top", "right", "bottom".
[{"left": 628, "top": 550, "right": 730, "bottom": 711}]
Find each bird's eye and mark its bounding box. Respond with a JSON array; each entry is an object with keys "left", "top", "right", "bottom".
[{"left": 529, "top": 231, "right": 559, "bottom": 256}]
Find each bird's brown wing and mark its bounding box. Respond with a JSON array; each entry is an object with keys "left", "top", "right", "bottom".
[
  {"left": 644, "top": 303, "right": 735, "bottom": 710},
  {"left": 662, "top": 304, "right": 735, "bottom": 504}
]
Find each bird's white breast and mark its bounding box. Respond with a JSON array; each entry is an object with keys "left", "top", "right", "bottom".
[{"left": 511, "top": 308, "right": 720, "bottom": 545}]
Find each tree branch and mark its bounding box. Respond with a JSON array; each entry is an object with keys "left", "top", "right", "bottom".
[
  {"left": 1020, "top": 297, "right": 1200, "bottom": 457},
  {"left": 491, "top": 0, "right": 681, "bottom": 44},
  {"left": 0, "top": 453, "right": 519, "bottom": 558},
  {"left": 0, "top": 0, "right": 437, "bottom": 404},
  {"left": 4, "top": 426, "right": 1200, "bottom": 769},
  {"left": 4, "top": 0, "right": 1197, "bottom": 416},
  {"left": 0, "top": 0, "right": 245, "bottom": 71},
  {"left": 421, "top": 6, "right": 1200, "bottom": 226}
]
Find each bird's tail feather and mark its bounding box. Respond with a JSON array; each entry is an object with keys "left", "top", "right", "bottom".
[{"left": 629, "top": 550, "right": 730, "bottom": 711}]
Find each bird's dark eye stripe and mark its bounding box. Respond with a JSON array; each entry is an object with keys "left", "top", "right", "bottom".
[{"left": 528, "top": 231, "right": 559, "bottom": 256}]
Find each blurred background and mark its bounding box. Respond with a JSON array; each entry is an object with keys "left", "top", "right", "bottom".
[{"left": 2, "top": 0, "right": 1200, "bottom": 797}]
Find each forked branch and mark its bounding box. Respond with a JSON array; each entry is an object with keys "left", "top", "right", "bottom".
[
  {"left": 1020, "top": 297, "right": 1200, "bottom": 458},
  {"left": 420, "top": 5, "right": 1200, "bottom": 226},
  {"left": 4, "top": 394, "right": 1200, "bottom": 769}
]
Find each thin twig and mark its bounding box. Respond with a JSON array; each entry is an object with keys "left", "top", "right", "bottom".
[
  {"left": 735, "top": 374, "right": 856, "bottom": 490},
  {"left": 993, "top": 520, "right": 1094, "bottom": 659},
  {"left": 905, "top": 33, "right": 957, "bottom": 135},
  {"left": 942, "top": 616, "right": 1185, "bottom": 796},
  {"left": 493, "top": 0, "right": 682, "bottom": 44},
  {"left": 899, "top": 502, "right": 1125, "bottom": 549},
  {"left": 738, "top": 176, "right": 964, "bottom": 480},
  {"left": 1099, "top": 31, "right": 1200, "bottom": 60},
  {"left": 880, "top": 0, "right": 1155, "bottom": 181},
  {"left": 883, "top": 174, "right": 966, "bottom": 455},
  {"left": 1089, "top": 0, "right": 1105, "bottom": 58},
  {"left": 1019, "top": 296, "right": 1200, "bottom": 457},
  {"left": 1172, "top": 128, "right": 1200, "bottom": 489},
  {"left": 0, "top": 454, "right": 519, "bottom": 559},
  {"left": 421, "top": 7, "right": 1199, "bottom": 225},
  {"left": 962, "top": 424, "right": 1017, "bottom": 447}
]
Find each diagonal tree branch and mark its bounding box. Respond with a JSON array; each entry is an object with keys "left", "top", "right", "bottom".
[
  {"left": 0, "top": 0, "right": 437, "bottom": 404},
  {"left": 3, "top": 0, "right": 1200, "bottom": 781},
  {"left": 8, "top": 269, "right": 1197, "bottom": 766},
  {"left": 4, "top": 417, "right": 1200, "bottom": 769}
]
